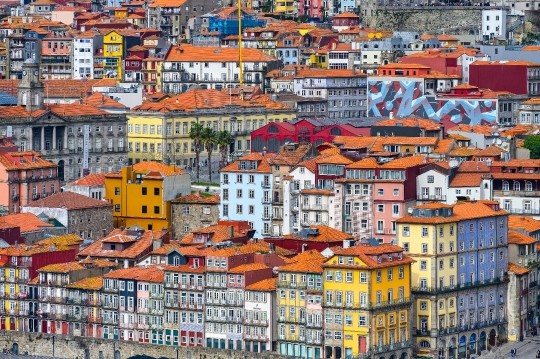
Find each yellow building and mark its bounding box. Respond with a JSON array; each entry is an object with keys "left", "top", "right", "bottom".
[
  {"left": 102, "top": 30, "right": 140, "bottom": 80},
  {"left": 322, "top": 244, "right": 414, "bottom": 359},
  {"left": 104, "top": 161, "right": 191, "bottom": 230},
  {"left": 276, "top": 250, "right": 326, "bottom": 358},
  {"left": 127, "top": 88, "right": 296, "bottom": 166},
  {"left": 395, "top": 201, "right": 509, "bottom": 358},
  {"left": 308, "top": 49, "right": 328, "bottom": 68},
  {"left": 141, "top": 57, "right": 163, "bottom": 94},
  {"left": 275, "top": 0, "right": 295, "bottom": 14}
]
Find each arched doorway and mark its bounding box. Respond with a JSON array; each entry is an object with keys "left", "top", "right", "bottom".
[
  {"left": 489, "top": 329, "right": 496, "bottom": 347},
  {"left": 449, "top": 338, "right": 457, "bottom": 359},
  {"left": 400, "top": 353, "right": 407, "bottom": 359},
  {"left": 479, "top": 332, "right": 486, "bottom": 352},
  {"left": 114, "top": 350, "right": 120, "bottom": 359},
  {"left": 458, "top": 336, "right": 467, "bottom": 359},
  {"left": 267, "top": 138, "right": 280, "bottom": 152},
  {"left": 57, "top": 160, "right": 64, "bottom": 182},
  {"left": 469, "top": 333, "right": 477, "bottom": 355},
  {"left": 12, "top": 343, "right": 18, "bottom": 355},
  {"left": 438, "top": 339, "right": 446, "bottom": 359},
  {"left": 251, "top": 136, "right": 264, "bottom": 152}
]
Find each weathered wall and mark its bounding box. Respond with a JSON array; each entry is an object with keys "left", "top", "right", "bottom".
[
  {"left": 0, "top": 331, "right": 285, "bottom": 359},
  {"left": 362, "top": 7, "right": 483, "bottom": 32}
]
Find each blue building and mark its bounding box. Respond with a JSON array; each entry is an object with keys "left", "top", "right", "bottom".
[
  {"left": 219, "top": 152, "right": 273, "bottom": 237},
  {"left": 277, "top": 37, "right": 301, "bottom": 65}
]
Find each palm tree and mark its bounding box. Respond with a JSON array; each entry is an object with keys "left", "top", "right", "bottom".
[
  {"left": 189, "top": 123, "right": 204, "bottom": 182},
  {"left": 216, "top": 130, "right": 233, "bottom": 167},
  {"left": 201, "top": 127, "right": 217, "bottom": 184}
]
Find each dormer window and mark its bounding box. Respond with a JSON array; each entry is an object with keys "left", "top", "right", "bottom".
[
  {"left": 398, "top": 253, "right": 403, "bottom": 260},
  {"left": 240, "top": 161, "right": 246, "bottom": 170},
  {"left": 377, "top": 255, "right": 382, "bottom": 264},
  {"left": 387, "top": 254, "right": 392, "bottom": 262},
  {"left": 250, "top": 161, "right": 257, "bottom": 170}
]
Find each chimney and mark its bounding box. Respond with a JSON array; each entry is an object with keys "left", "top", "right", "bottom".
[{"left": 228, "top": 225, "right": 234, "bottom": 238}]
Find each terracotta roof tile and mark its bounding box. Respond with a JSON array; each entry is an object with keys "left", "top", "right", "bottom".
[
  {"left": 508, "top": 262, "right": 530, "bottom": 275},
  {"left": 370, "top": 136, "right": 438, "bottom": 152},
  {"left": 293, "top": 158, "right": 318, "bottom": 173},
  {"left": 165, "top": 44, "right": 275, "bottom": 62},
  {"left": 508, "top": 216, "right": 540, "bottom": 233},
  {"left": 23, "top": 191, "right": 111, "bottom": 210},
  {"left": 67, "top": 277, "right": 103, "bottom": 290},
  {"left": 228, "top": 262, "right": 270, "bottom": 273},
  {"left": 164, "top": 264, "right": 205, "bottom": 273},
  {"left": 84, "top": 92, "right": 128, "bottom": 110},
  {"left": 315, "top": 153, "right": 353, "bottom": 165},
  {"left": 104, "top": 265, "right": 165, "bottom": 282},
  {"left": 433, "top": 139, "right": 456, "bottom": 153},
  {"left": 449, "top": 173, "right": 483, "bottom": 187},
  {"left": 67, "top": 173, "right": 106, "bottom": 187},
  {"left": 332, "top": 136, "right": 378, "bottom": 150},
  {"left": 220, "top": 152, "right": 274, "bottom": 174},
  {"left": 508, "top": 230, "right": 537, "bottom": 245},
  {"left": 449, "top": 147, "right": 480, "bottom": 157},
  {"left": 326, "top": 244, "right": 414, "bottom": 269},
  {"left": 278, "top": 258, "right": 324, "bottom": 273},
  {"left": 35, "top": 234, "right": 83, "bottom": 248},
  {"left": 458, "top": 161, "right": 490, "bottom": 173},
  {"left": 281, "top": 225, "right": 354, "bottom": 243},
  {"left": 294, "top": 69, "right": 366, "bottom": 79},
  {"left": 245, "top": 277, "right": 277, "bottom": 291},
  {"left": 270, "top": 144, "right": 311, "bottom": 166},
  {"left": 396, "top": 200, "right": 507, "bottom": 224},
  {"left": 78, "top": 228, "right": 168, "bottom": 259},
  {"left": 171, "top": 192, "right": 220, "bottom": 204},
  {"left": 0, "top": 151, "right": 57, "bottom": 171},
  {"left": 447, "top": 124, "right": 498, "bottom": 136},
  {"left": 0, "top": 213, "right": 53, "bottom": 233},
  {"left": 448, "top": 134, "right": 471, "bottom": 141},
  {"left": 374, "top": 118, "right": 441, "bottom": 131},
  {"left": 38, "top": 259, "right": 117, "bottom": 273}
]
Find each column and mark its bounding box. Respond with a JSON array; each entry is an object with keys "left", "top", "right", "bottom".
[
  {"left": 63, "top": 127, "right": 68, "bottom": 150},
  {"left": 52, "top": 126, "right": 56, "bottom": 150},
  {"left": 40, "top": 127, "right": 44, "bottom": 151},
  {"left": 27, "top": 126, "right": 33, "bottom": 150}
]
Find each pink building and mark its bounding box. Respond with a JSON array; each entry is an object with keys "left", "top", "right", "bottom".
[{"left": 0, "top": 138, "right": 60, "bottom": 214}]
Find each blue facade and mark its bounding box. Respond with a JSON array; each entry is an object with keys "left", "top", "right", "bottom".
[
  {"left": 208, "top": 15, "right": 266, "bottom": 37},
  {"left": 277, "top": 47, "right": 299, "bottom": 65},
  {"left": 456, "top": 215, "right": 508, "bottom": 328}
]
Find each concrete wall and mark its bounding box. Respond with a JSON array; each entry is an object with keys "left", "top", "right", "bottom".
[{"left": 0, "top": 331, "right": 295, "bottom": 359}]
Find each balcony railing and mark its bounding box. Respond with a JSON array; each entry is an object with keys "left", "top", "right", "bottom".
[
  {"left": 493, "top": 190, "right": 540, "bottom": 199},
  {"left": 412, "top": 278, "right": 502, "bottom": 294},
  {"left": 417, "top": 195, "right": 447, "bottom": 201},
  {"left": 86, "top": 315, "right": 102, "bottom": 323},
  {"left": 530, "top": 280, "right": 538, "bottom": 288},
  {"left": 373, "top": 341, "right": 410, "bottom": 354}
]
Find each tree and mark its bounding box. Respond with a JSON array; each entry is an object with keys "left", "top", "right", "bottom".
[
  {"left": 201, "top": 127, "right": 217, "bottom": 184},
  {"left": 189, "top": 123, "right": 204, "bottom": 182},
  {"left": 216, "top": 130, "right": 233, "bottom": 166},
  {"left": 524, "top": 136, "right": 540, "bottom": 159}
]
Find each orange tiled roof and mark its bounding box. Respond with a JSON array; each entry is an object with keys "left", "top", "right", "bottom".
[
  {"left": 84, "top": 92, "right": 128, "bottom": 109},
  {"left": 220, "top": 152, "right": 274, "bottom": 174},
  {"left": 228, "top": 262, "right": 270, "bottom": 273},
  {"left": 270, "top": 144, "right": 310, "bottom": 166},
  {"left": 245, "top": 277, "right": 277, "bottom": 291},
  {"left": 380, "top": 155, "right": 432, "bottom": 169},
  {"left": 171, "top": 192, "right": 220, "bottom": 204},
  {"left": 179, "top": 224, "right": 245, "bottom": 244},
  {"left": 78, "top": 228, "right": 168, "bottom": 259},
  {"left": 165, "top": 44, "right": 275, "bottom": 62},
  {"left": 433, "top": 139, "right": 456, "bottom": 154},
  {"left": 67, "top": 277, "right": 103, "bottom": 290},
  {"left": 315, "top": 152, "right": 353, "bottom": 165},
  {"left": 0, "top": 213, "right": 53, "bottom": 233},
  {"left": 294, "top": 69, "right": 366, "bottom": 79},
  {"left": 332, "top": 136, "right": 378, "bottom": 150},
  {"left": 34, "top": 234, "right": 83, "bottom": 248},
  {"left": 164, "top": 264, "right": 206, "bottom": 273},
  {"left": 374, "top": 118, "right": 441, "bottom": 131},
  {"left": 370, "top": 136, "right": 438, "bottom": 152},
  {"left": 449, "top": 173, "right": 483, "bottom": 187},
  {"left": 449, "top": 147, "right": 480, "bottom": 157},
  {"left": 38, "top": 259, "right": 117, "bottom": 273},
  {"left": 448, "top": 134, "right": 471, "bottom": 141},
  {"left": 508, "top": 262, "right": 530, "bottom": 275},
  {"left": 396, "top": 200, "right": 507, "bottom": 224},
  {"left": 104, "top": 265, "right": 165, "bottom": 282},
  {"left": 278, "top": 258, "right": 324, "bottom": 273},
  {"left": 458, "top": 161, "right": 490, "bottom": 173},
  {"left": 508, "top": 230, "right": 537, "bottom": 245},
  {"left": 0, "top": 151, "right": 57, "bottom": 171},
  {"left": 508, "top": 216, "right": 540, "bottom": 233},
  {"left": 327, "top": 244, "right": 414, "bottom": 269},
  {"left": 24, "top": 191, "right": 111, "bottom": 210},
  {"left": 293, "top": 158, "right": 318, "bottom": 173},
  {"left": 332, "top": 11, "right": 359, "bottom": 18},
  {"left": 67, "top": 173, "right": 106, "bottom": 187},
  {"left": 437, "top": 34, "right": 459, "bottom": 41},
  {"left": 474, "top": 146, "right": 505, "bottom": 157},
  {"left": 281, "top": 225, "right": 354, "bottom": 243}
]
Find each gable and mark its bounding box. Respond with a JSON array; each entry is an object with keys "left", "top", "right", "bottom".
[{"left": 31, "top": 111, "right": 69, "bottom": 124}]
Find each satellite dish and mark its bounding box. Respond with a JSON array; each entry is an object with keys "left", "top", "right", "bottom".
[
  {"left": 449, "top": 160, "right": 459, "bottom": 168},
  {"left": 375, "top": 32, "right": 382, "bottom": 38},
  {"left": 496, "top": 139, "right": 502, "bottom": 145},
  {"left": 368, "top": 33, "right": 375, "bottom": 39}
]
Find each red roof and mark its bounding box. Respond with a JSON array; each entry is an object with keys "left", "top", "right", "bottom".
[{"left": 23, "top": 191, "right": 111, "bottom": 210}]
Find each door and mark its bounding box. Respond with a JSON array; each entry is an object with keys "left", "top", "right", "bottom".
[{"left": 358, "top": 336, "right": 366, "bottom": 353}]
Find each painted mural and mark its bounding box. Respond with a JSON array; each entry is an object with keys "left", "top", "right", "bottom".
[{"left": 368, "top": 80, "right": 498, "bottom": 125}]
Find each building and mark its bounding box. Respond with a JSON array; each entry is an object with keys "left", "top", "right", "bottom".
[
  {"left": 275, "top": 250, "right": 325, "bottom": 358},
  {"left": 104, "top": 162, "right": 191, "bottom": 230},
  {"left": 40, "top": 30, "right": 74, "bottom": 80},
  {"left": 482, "top": 9, "right": 506, "bottom": 39},
  {"left": 322, "top": 244, "right": 414, "bottom": 359},
  {"left": 0, "top": 212, "right": 66, "bottom": 244},
  {"left": 395, "top": 201, "right": 509, "bottom": 357},
  {"left": 162, "top": 45, "right": 278, "bottom": 94},
  {"left": 62, "top": 173, "right": 107, "bottom": 200},
  {"left": 77, "top": 225, "right": 170, "bottom": 268},
  {"left": 244, "top": 277, "right": 278, "bottom": 352},
  {"left": 170, "top": 192, "right": 220, "bottom": 240},
  {"left": 219, "top": 152, "right": 274, "bottom": 237},
  {"left": 265, "top": 226, "right": 355, "bottom": 253},
  {"left": 0, "top": 138, "right": 60, "bottom": 214},
  {"left": 469, "top": 61, "right": 540, "bottom": 97},
  {"left": 177, "top": 221, "right": 254, "bottom": 246},
  {"left": 65, "top": 275, "right": 105, "bottom": 337},
  {"left": 517, "top": 98, "right": 540, "bottom": 125},
  {"left": 21, "top": 191, "right": 113, "bottom": 241},
  {"left": 0, "top": 60, "right": 128, "bottom": 183},
  {"left": 129, "top": 89, "right": 296, "bottom": 166}
]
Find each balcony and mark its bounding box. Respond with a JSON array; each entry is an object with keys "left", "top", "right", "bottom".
[
  {"left": 373, "top": 341, "right": 410, "bottom": 354},
  {"left": 102, "top": 317, "right": 117, "bottom": 325},
  {"left": 67, "top": 297, "right": 83, "bottom": 305},
  {"left": 67, "top": 314, "right": 82, "bottom": 321},
  {"left": 149, "top": 291, "right": 164, "bottom": 299},
  {"left": 102, "top": 301, "right": 117, "bottom": 309},
  {"left": 412, "top": 278, "right": 502, "bottom": 294},
  {"left": 493, "top": 190, "right": 540, "bottom": 199},
  {"left": 438, "top": 327, "right": 460, "bottom": 335},
  {"left": 165, "top": 282, "right": 179, "bottom": 289},
  {"left": 86, "top": 315, "right": 102, "bottom": 323},
  {"left": 417, "top": 194, "right": 447, "bottom": 201},
  {"left": 530, "top": 280, "right": 538, "bottom": 288},
  {"left": 149, "top": 308, "right": 164, "bottom": 315},
  {"left": 137, "top": 323, "right": 149, "bottom": 330},
  {"left": 278, "top": 281, "right": 307, "bottom": 289},
  {"left": 261, "top": 181, "right": 271, "bottom": 188},
  {"left": 301, "top": 203, "right": 329, "bottom": 211},
  {"left": 306, "top": 321, "right": 323, "bottom": 328},
  {"left": 416, "top": 329, "right": 430, "bottom": 336},
  {"left": 86, "top": 299, "right": 102, "bottom": 306}
]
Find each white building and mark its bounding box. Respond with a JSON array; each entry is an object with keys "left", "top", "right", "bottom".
[
  {"left": 73, "top": 31, "right": 103, "bottom": 80},
  {"left": 416, "top": 162, "right": 455, "bottom": 204},
  {"left": 62, "top": 173, "right": 106, "bottom": 200},
  {"left": 243, "top": 278, "right": 277, "bottom": 352},
  {"left": 282, "top": 160, "right": 316, "bottom": 235},
  {"left": 482, "top": 9, "right": 507, "bottom": 39},
  {"left": 219, "top": 152, "right": 274, "bottom": 237},
  {"left": 92, "top": 83, "right": 143, "bottom": 109}
]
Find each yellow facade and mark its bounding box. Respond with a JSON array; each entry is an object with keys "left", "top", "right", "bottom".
[
  {"left": 309, "top": 53, "right": 328, "bottom": 68},
  {"left": 322, "top": 246, "right": 413, "bottom": 357},
  {"left": 105, "top": 165, "right": 173, "bottom": 230},
  {"left": 127, "top": 112, "right": 296, "bottom": 166},
  {"left": 275, "top": 0, "right": 295, "bottom": 14},
  {"left": 103, "top": 31, "right": 124, "bottom": 79},
  {"left": 141, "top": 58, "right": 163, "bottom": 93}
]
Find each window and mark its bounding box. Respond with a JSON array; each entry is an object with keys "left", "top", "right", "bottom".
[
  {"left": 422, "top": 244, "right": 428, "bottom": 253},
  {"left": 141, "top": 206, "right": 147, "bottom": 213},
  {"left": 421, "top": 227, "right": 428, "bottom": 237},
  {"left": 427, "top": 175, "right": 434, "bottom": 183},
  {"left": 420, "top": 261, "right": 427, "bottom": 270}
]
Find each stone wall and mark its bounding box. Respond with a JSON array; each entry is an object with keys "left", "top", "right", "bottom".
[
  {"left": 0, "top": 331, "right": 291, "bottom": 359},
  {"left": 362, "top": 7, "right": 483, "bottom": 32}
]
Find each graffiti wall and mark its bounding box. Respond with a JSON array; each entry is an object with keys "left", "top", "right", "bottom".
[{"left": 367, "top": 79, "right": 498, "bottom": 126}]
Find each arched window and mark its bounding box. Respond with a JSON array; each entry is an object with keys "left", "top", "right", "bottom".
[
  {"left": 526, "top": 181, "right": 533, "bottom": 191},
  {"left": 503, "top": 181, "right": 509, "bottom": 191},
  {"left": 513, "top": 182, "right": 520, "bottom": 191},
  {"left": 420, "top": 340, "right": 431, "bottom": 348},
  {"left": 173, "top": 256, "right": 180, "bottom": 266},
  {"left": 330, "top": 127, "right": 342, "bottom": 136},
  {"left": 268, "top": 125, "right": 279, "bottom": 133}
]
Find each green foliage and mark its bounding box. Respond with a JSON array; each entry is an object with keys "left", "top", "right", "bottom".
[
  {"left": 522, "top": 32, "right": 540, "bottom": 45},
  {"left": 216, "top": 130, "right": 233, "bottom": 165},
  {"left": 523, "top": 136, "right": 540, "bottom": 159},
  {"left": 201, "top": 127, "right": 217, "bottom": 183},
  {"left": 189, "top": 123, "right": 204, "bottom": 182}
]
